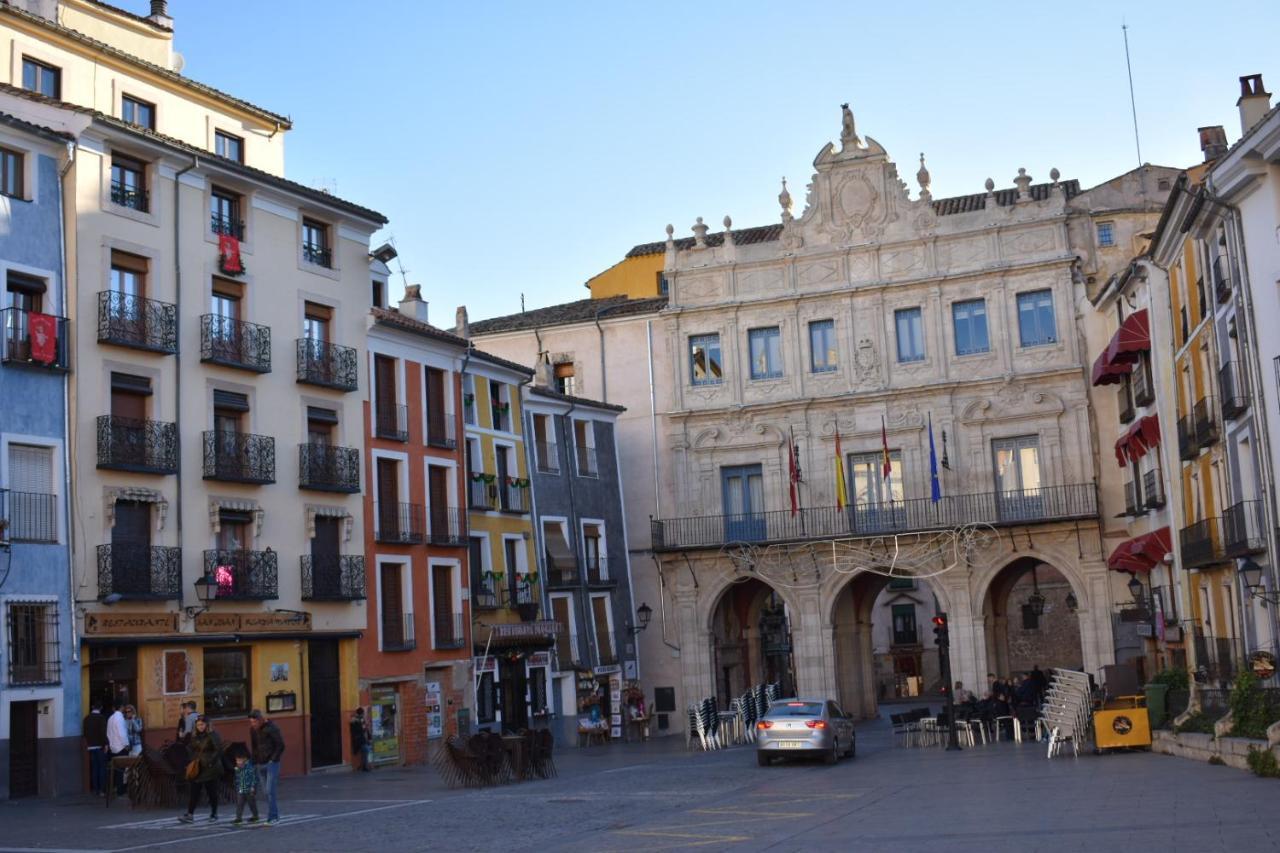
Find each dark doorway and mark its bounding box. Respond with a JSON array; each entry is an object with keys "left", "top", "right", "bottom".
[
  {"left": 498, "top": 657, "right": 528, "bottom": 732},
  {"left": 308, "top": 640, "right": 342, "bottom": 768},
  {"left": 89, "top": 645, "right": 138, "bottom": 714},
  {"left": 8, "top": 701, "right": 38, "bottom": 798}
]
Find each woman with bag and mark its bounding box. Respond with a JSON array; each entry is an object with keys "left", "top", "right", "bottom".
[{"left": 179, "top": 716, "right": 224, "bottom": 823}]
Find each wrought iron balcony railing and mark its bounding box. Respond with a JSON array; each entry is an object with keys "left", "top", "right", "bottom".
[
  {"left": 296, "top": 338, "right": 358, "bottom": 391},
  {"left": 303, "top": 244, "right": 332, "bottom": 268},
  {"left": 1222, "top": 500, "right": 1267, "bottom": 559},
  {"left": 1117, "top": 384, "right": 1135, "bottom": 425},
  {"left": 1219, "top": 361, "right": 1250, "bottom": 421},
  {"left": 1177, "top": 413, "right": 1198, "bottom": 461},
  {"left": 468, "top": 479, "right": 494, "bottom": 509},
  {"left": 301, "top": 555, "right": 366, "bottom": 601},
  {"left": 200, "top": 314, "right": 271, "bottom": 373},
  {"left": 1124, "top": 479, "right": 1144, "bottom": 517},
  {"left": 382, "top": 611, "right": 415, "bottom": 651},
  {"left": 1180, "top": 517, "right": 1222, "bottom": 569},
  {"left": 427, "top": 506, "right": 467, "bottom": 546},
  {"left": 1213, "top": 255, "right": 1235, "bottom": 304},
  {"left": 298, "top": 443, "right": 360, "bottom": 493},
  {"left": 426, "top": 410, "right": 456, "bottom": 449},
  {"left": 202, "top": 431, "right": 276, "bottom": 484},
  {"left": 374, "top": 403, "right": 408, "bottom": 442},
  {"left": 433, "top": 612, "right": 465, "bottom": 649},
  {"left": 1143, "top": 469, "right": 1166, "bottom": 509},
  {"left": 374, "top": 502, "right": 425, "bottom": 544},
  {"left": 575, "top": 445, "right": 599, "bottom": 477},
  {"left": 98, "top": 291, "right": 177, "bottom": 354},
  {"left": 651, "top": 482, "right": 1098, "bottom": 551},
  {"left": 96, "top": 543, "right": 182, "bottom": 600},
  {"left": 3, "top": 490, "right": 58, "bottom": 543},
  {"left": 535, "top": 441, "right": 560, "bottom": 474},
  {"left": 1193, "top": 396, "right": 1220, "bottom": 449},
  {"left": 202, "top": 549, "right": 279, "bottom": 600},
  {"left": 509, "top": 579, "right": 537, "bottom": 607},
  {"left": 110, "top": 181, "right": 148, "bottom": 212},
  {"left": 210, "top": 213, "right": 245, "bottom": 239},
  {"left": 499, "top": 483, "right": 531, "bottom": 514},
  {"left": 1132, "top": 362, "right": 1154, "bottom": 407},
  {"left": 544, "top": 561, "right": 579, "bottom": 588},
  {"left": 586, "top": 558, "right": 615, "bottom": 587},
  {"left": 97, "top": 415, "right": 178, "bottom": 474},
  {"left": 471, "top": 578, "right": 499, "bottom": 610},
  {"left": 1, "top": 308, "right": 70, "bottom": 370}
]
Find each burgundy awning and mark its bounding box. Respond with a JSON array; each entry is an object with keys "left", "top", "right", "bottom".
[
  {"left": 1092, "top": 350, "right": 1132, "bottom": 386},
  {"left": 1105, "top": 309, "right": 1151, "bottom": 366},
  {"left": 1115, "top": 415, "right": 1161, "bottom": 467},
  {"left": 1108, "top": 539, "right": 1153, "bottom": 573},
  {"left": 1107, "top": 527, "right": 1172, "bottom": 574}
]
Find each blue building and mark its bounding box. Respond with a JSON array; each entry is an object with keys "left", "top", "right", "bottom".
[
  {"left": 0, "top": 112, "right": 78, "bottom": 798},
  {"left": 524, "top": 380, "right": 645, "bottom": 746}
]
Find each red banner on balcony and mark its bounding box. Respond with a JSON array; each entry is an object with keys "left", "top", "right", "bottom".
[
  {"left": 218, "top": 234, "right": 243, "bottom": 275},
  {"left": 1115, "top": 415, "right": 1161, "bottom": 467},
  {"left": 28, "top": 312, "right": 57, "bottom": 364}
]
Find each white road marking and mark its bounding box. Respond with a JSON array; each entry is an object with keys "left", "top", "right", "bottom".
[{"left": 0, "top": 848, "right": 110, "bottom": 853}]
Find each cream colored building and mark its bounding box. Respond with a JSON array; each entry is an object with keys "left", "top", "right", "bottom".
[{"left": 0, "top": 0, "right": 385, "bottom": 773}]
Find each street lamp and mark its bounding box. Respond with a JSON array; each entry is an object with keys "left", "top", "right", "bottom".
[
  {"left": 186, "top": 575, "right": 216, "bottom": 619},
  {"left": 1238, "top": 559, "right": 1280, "bottom": 605},
  {"left": 1065, "top": 591, "right": 1079, "bottom": 613},
  {"left": 629, "top": 602, "right": 653, "bottom": 634},
  {"left": 1127, "top": 573, "right": 1145, "bottom": 604},
  {"left": 1026, "top": 565, "right": 1046, "bottom": 616}
]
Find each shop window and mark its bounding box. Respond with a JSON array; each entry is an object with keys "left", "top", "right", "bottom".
[
  {"left": 476, "top": 671, "right": 497, "bottom": 724},
  {"left": 203, "top": 647, "right": 250, "bottom": 717},
  {"left": 529, "top": 667, "right": 548, "bottom": 716}
]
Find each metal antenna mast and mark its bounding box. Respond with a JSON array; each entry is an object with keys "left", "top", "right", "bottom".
[{"left": 1122, "top": 22, "right": 1143, "bottom": 168}]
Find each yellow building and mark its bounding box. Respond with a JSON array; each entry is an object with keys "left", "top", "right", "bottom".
[
  {"left": 586, "top": 223, "right": 780, "bottom": 299},
  {"left": 462, "top": 350, "right": 548, "bottom": 730}
]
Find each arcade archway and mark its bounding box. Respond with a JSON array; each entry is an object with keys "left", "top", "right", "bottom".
[
  {"left": 982, "top": 557, "right": 1085, "bottom": 680},
  {"left": 709, "top": 578, "right": 795, "bottom": 707}
]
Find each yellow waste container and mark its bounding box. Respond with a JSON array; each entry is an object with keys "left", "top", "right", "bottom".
[{"left": 1093, "top": 694, "right": 1152, "bottom": 750}]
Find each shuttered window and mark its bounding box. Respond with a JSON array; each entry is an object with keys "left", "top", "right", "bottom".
[{"left": 7, "top": 444, "right": 56, "bottom": 542}]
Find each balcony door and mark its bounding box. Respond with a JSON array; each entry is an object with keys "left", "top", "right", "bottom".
[
  {"left": 380, "top": 563, "right": 406, "bottom": 649},
  {"left": 425, "top": 367, "right": 447, "bottom": 443},
  {"left": 212, "top": 390, "right": 248, "bottom": 477},
  {"left": 495, "top": 446, "right": 511, "bottom": 510},
  {"left": 428, "top": 465, "right": 450, "bottom": 540},
  {"left": 109, "top": 252, "right": 148, "bottom": 341},
  {"left": 721, "top": 464, "right": 765, "bottom": 542},
  {"left": 111, "top": 500, "right": 151, "bottom": 596},
  {"left": 376, "top": 458, "right": 400, "bottom": 539},
  {"left": 374, "top": 355, "right": 398, "bottom": 438},
  {"left": 848, "top": 451, "right": 904, "bottom": 534},
  {"left": 303, "top": 302, "right": 332, "bottom": 383},
  {"left": 109, "top": 373, "right": 150, "bottom": 467},
  {"left": 311, "top": 516, "right": 342, "bottom": 599},
  {"left": 5, "top": 273, "right": 43, "bottom": 361},
  {"left": 993, "top": 435, "right": 1043, "bottom": 522},
  {"left": 209, "top": 280, "right": 242, "bottom": 361}
]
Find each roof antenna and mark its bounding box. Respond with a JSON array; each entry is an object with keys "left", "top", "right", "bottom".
[
  {"left": 1122, "top": 21, "right": 1143, "bottom": 168},
  {"left": 521, "top": 293, "right": 526, "bottom": 313},
  {"left": 386, "top": 235, "right": 411, "bottom": 301}
]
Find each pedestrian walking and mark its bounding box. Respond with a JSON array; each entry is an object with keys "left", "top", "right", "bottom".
[
  {"left": 175, "top": 701, "right": 199, "bottom": 745},
  {"left": 248, "top": 709, "right": 284, "bottom": 824},
  {"left": 350, "top": 708, "right": 372, "bottom": 772},
  {"left": 231, "top": 752, "right": 259, "bottom": 825},
  {"left": 178, "top": 716, "right": 223, "bottom": 823},
  {"left": 106, "top": 701, "right": 130, "bottom": 796},
  {"left": 83, "top": 702, "right": 108, "bottom": 796}
]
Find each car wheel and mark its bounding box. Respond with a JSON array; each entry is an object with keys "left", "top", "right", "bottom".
[
  {"left": 824, "top": 744, "right": 838, "bottom": 765},
  {"left": 757, "top": 752, "right": 772, "bottom": 767},
  {"left": 845, "top": 737, "right": 856, "bottom": 759}
]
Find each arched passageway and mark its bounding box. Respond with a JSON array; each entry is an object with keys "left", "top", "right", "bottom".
[
  {"left": 709, "top": 578, "right": 795, "bottom": 707},
  {"left": 982, "top": 557, "right": 1084, "bottom": 680}
]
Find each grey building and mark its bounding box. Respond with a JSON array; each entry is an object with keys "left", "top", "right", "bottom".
[{"left": 523, "top": 378, "right": 642, "bottom": 745}]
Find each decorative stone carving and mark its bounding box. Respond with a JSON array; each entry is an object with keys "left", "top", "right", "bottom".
[
  {"left": 104, "top": 487, "right": 168, "bottom": 530},
  {"left": 665, "top": 223, "right": 675, "bottom": 250},
  {"left": 1003, "top": 227, "right": 1055, "bottom": 256},
  {"left": 692, "top": 217, "right": 709, "bottom": 248},
  {"left": 739, "top": 267, "right": 785, "bottom": 295},
  {"left": 797, "top": 260, "right": 840, "bottom": 288},
  {"left": 1014, "top": 168, "right": 1033, "bottom": 201},
  {"left": 854, "top": 338, "right": 880, "bottom": 384},
  {"left": 209, "top": 497, "right": 263, "bottom": 538},
  {"left": 840, "top": 102, "right": 861, "bottom": 149},
  {"left": 888, "top": 404, "right": 925, "bottom": 429},
  {"left": 916, "top": 152, "right": 932, "bottom": 201},
  {"left": 779, "top": 178, "right": 793, "bottom": 222},
  {"left": 723, "top": 216, "right": 735, "bottom": 246},
  {"left": 880, "top": 246, "right": 925, "bottom": 276}
]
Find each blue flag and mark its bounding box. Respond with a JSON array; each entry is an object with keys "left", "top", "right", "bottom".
[{"left": 929, "top": 413, "right": 941, "bottom": 504}]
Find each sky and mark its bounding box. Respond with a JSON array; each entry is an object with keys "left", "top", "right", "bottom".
[{"left": 164, "top": 0, "right": 1280, "bottom": 323}]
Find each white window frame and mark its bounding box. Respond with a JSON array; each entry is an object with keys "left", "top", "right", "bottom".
[
  {"left": 549, "top": 590, "right": 577, "bottom": 670},
  {"left": 427, "top": 557, "right": 462, "bottom": 651},
  {"left": 371, "top": 449, "right": 411, "bottom": 536},
  {"left": 532, "top": 412, "right": 559, "bottom": 472},
  {"left": 589, "top": 592, "right": 616, "bottom": 663},
  {"left": 572, "top": 418, "right": 597, "bottom": 478},
  {"left": 1, "top": 434, "right": 65, "bottom": 545},
  {"left": 420, "top": 363, "right": 456, "bottom": 444},
  {"left": 462, "top": 373, "right": 477, "bottom": 425},
  {"left": 502, "top": 533, "right": 528, "bottom": 580},
  {"left": 423, "top": 457, "right": 459, "bottom": 539},
  {"left": 373, "top": 554, "right": 413, "bottom": 653},
  {"left": 579, "top": 518, "right": 607, "bottom": 580}
]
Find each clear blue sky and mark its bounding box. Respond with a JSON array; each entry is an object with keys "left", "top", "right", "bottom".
[{"left": 166, "top": 0, "right": 1279, "bottom": 323}]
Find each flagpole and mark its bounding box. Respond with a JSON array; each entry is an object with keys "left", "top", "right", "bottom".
[{"left": 791, "top": 426, "right": 805, "bottom": 536}]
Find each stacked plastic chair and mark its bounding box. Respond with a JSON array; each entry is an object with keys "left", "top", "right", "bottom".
[{"left": 1039, "top": 668, "right": 1093, "bottom": 758}]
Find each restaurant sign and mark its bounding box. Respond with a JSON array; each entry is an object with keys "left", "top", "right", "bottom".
[
  {"left": 84, "top": 612, "right": 178, "bottom": 635},
  {"left": 194, "top": 612, "right": 313, "bottom": 633}
]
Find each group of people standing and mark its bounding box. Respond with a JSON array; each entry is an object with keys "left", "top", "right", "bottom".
[
  {"left": 950, "top": 667, "right": 1050, "bottom": 734},
  {"left": 81, "top": 700, "right": 144, "bottom": 797}
]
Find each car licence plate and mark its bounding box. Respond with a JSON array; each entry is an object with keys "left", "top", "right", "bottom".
[{"left": 776, "top": 740, "right": 808, "bottom": 749}]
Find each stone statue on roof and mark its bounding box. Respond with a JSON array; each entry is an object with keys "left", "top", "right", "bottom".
[{"left": 840, "top": 103, "right": 861, "bottom": 148}]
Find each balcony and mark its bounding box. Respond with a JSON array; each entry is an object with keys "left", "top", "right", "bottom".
[
  {"left": 303, "top": 244, "right": 332, "bottom": 269},
  {"left": 428, "top": 507, "right": 468, "bottom": 546},
  {"left": 301, "top": 555, "right": 366, "bottom": 601},
  {"left": 97, "top": 416, "right": 178, "bottom": 474},
  {"left": 1180, "top": 517, "right": 1222, "bottom": 569},
  {"left": 650, "top": 483, "right": 1098, "bottom": 552},
  {"left": 544, "top": 560, "right": 579, "bottom": 588},
  {"left": 1143, "top": 469, "right": 1166, "bottom": 509},
  {"left": 1177, "top": 413, "right": 1198, "bottom": 460},
  {"left": 374, "top": 502, "right": 425, "bottom": 544},
  {"left": 471, "top": 577, "right": 499, "bottom": 610},
  {"left": 202, "top": 549, "right": 279, "bottom": 600},
  {"left": 555, "top": 627, "right": 578, "bottom": 670},
  {"left": 374, "top": 403, "right": 408, "bottom": 442},
  {"left": 1132, "top": 362, "right": 1154, "bottom": 407},
  {"left": 535, "top": 442, "right": 560, "bottom": 474},
  {"left": 296, "top": 338, "right": 358, "bottom": 392},
  {"left": 1, "top": 308, "right": 70, "bottom": 371},
  {"left": 1213, "top": 255, "right": 1235, "bottom": 304},
  {"left": 1219, "top": 362, "right": 1250, "bottom": 421},
  {"left": 1117, "top": 385, "right": 1135, "bottom": 425},
  {"left": 426, "top": 410, "right": 456, "bottom": 450},
  {"left": 2, "top": 490, "right": 58, "bottom": 543},
  {"left": 468, "top": 478, "right": 494, "bottom": 509},
  {"left": 1193, "top": 396, "right": 1219, "bottom": 449},
  {"left": 509, "top": 579, "right": 538, "bottom": 618},
  {"left": 382, "top": 611, "right": 415, "bottom": 651},
  {"left": 203, "top": 431, "right": 276, "bottom": 484},
  {"left": 98, "top": 291, "right": 177, "bottom": 354},
  {"left": 96, "top": 544, "right": 182, "bottom": 600},
  {"left": 499, "top": 483, "right": 531, "bottom": 514},
  {"left": 298, "top": 443, "right": 360, "bottom": 493},
  {"left": 1123, "top": 479, "right": 1144, "bottom": 517},
  {"left": 586, "top": 558, "right": 616, "bottom": 587},
  {"left": 200, "top": 314, "right": 271, "bottom": 373},
  {"left": 433, "top": 612, "right": 465, "bottom": 650},
  {"left": 110, "top": 181, "right": 148, "bottom": 212},
  {"left": 210, "top": 212, "right": 245, "bottom": 240},
  {"left": 1222, "top": 500, "right": 1267, "bottom": 559},
  {"left": 575, "top": 445, "right": 599, "bottom": 477}
]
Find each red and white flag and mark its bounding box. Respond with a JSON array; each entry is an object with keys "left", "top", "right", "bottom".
[
  {"left": 28, "top": 312, "right": 57, "bottom": 365},
  {"left": 218, "top": 234, "right": 243, "bottom": 275}
]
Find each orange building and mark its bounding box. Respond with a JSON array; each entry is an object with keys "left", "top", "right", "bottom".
[{"left": 359, "top": 288, "right": 473, "bottom": 765}]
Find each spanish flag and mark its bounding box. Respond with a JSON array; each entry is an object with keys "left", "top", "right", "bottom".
[
  {"left": 881, "top": 415, "right": 892, "bottom": 480},
  {"left": 834, "top": 429, "right": 847, "bottom": 511}
]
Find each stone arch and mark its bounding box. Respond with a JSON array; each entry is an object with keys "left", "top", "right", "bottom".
[
  {"left": 702, "top": 573, "right": 800, "bottom": 707},
  {"left": 978, "top": 555, "right": 1087, "bottom": 682},
  {"left": 970, "top": 544, "right": 1091, "bottom": 618}
]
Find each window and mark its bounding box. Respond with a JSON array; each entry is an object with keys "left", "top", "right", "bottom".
[
  {"left": 809, "top": 319, "right": 837, "bottom": 373},
  {"left": 895, "top": 307, "right": 925, "bottom": 363},
  {"left": 887, "top": 576, "right": 915, "bottom": 591},
  {"left": 203, "top": 648, "right": 250, "bottom": 716},
  {"left": 591, "top": 593, "right": 616, "bottom": 664},
  {"left": 431, "top": 564, "right": 460, "bottom": 649},
  {"left": 210, "top": 187, "right": 243, "bottom": 238},
  {"left": 476, "top": 670, "right": 496, "bottom": 723},
  {"left": 214, "top": 130, "right": 244, "bottom": 164},
  {"left": 0, "top": 147, "right": 23, "bottom": 199},
  {"left": 847, "top": 450, "right": 902, "bottom": 506},
  {"left": 379, "top": 562, "right": 412, "bottom": 650},
  {"left": 110, "top": 153, "right": 147, "bottom": 211},
  {"left": 554, "top": 363, "right": 576, "bottom": 396},
  {"left": 689, "top": 334, "right": 722, "bottom": 385},
  {"left": 951, "top": 299, "right": 989, "bottom": 355},
  {"left": 306, "top": 405, "right": 336, "bottom": 446},
  {"left": 7, "top": 444, "right": 56, "bottom": 542},
  {"left": 656, "top": 272, "right": 669, "bottom": 296},
  {"left": 1016, "top": 290, "right": 1057, "bottom": 347},
  {"left": 748, "top": 326, "right": 783, "bottom": 379},
  {"left": 1096, "top": 222, "right": 1115, "bottom": 248},
  {"left": 302, "top": 218, "right": 331, "bottom": 267},
  {"left": 21, "top": 57, "right": 59, "bottom": 98},
  {"left": 303, "top": 301, "right": 330, "bottom": 344},
  {"left": 121, "top": 95, "right": 155, "bottom": 130},
  {"left": 489, "top": 381, "right": 508, "bottom": 432},
  {"left": 551, "top": 593, "right": 577, "bottom": 669},
  {"left": 372, "top": 279, "right": 386, "bottom": 309},
  {"left": 992, "top": 435, "right": 1043, "bottom": 521},
  {"left": 532, "top": 413, "right": 558, "bottom": 473},
  {"left": 573, "top": 419, "right": 597, "bottom": 477},
  {"left": 1021, "top": 604, "right": 1040, "bottom": 631},
  {"left": 462, "top": 373, "right": 477, "bottom": 426},
  {"left": 891, "top": 604, "right": 917, "bottom": 646},
  {"left": 583, "top": 522, "right": 605, "bottom": 581},
  {"left": 6, "top": 602, "right": 59, "bottom": 685}
]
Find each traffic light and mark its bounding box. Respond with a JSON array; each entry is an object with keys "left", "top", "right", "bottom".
[{"left": 932, "top": 613, "right": 949, "bottom": 647}]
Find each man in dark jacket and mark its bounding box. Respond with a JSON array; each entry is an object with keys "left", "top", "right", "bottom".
[
  {"left": 83, "top": 703, "right": 108, "bottom": 796},
  {"left": 349, "top": 708, "right": 372, "bottom": 772},
  {"left": 248, "top": 709, "right": 284, "bottom": 824}
]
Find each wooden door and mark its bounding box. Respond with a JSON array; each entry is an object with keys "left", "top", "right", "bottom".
[
  {"left": 374, "top": 355, "right": 397, "bottom": 436},
  {"left": 428, "top": 465, "right": 449, "bottom": 539},
  {"left": 432, "top": 564, "right": 454, "bottom": 645},
  {"left": 380, "top": 564, "right": 404, "bottom": 648},
  {"left": 426, "top": 367, "right": 446, "bottom": 442},
  {"left": 310, "top": 516, "right": 342, "bottom": 599},
  {"left": 111, "top": 501, "right": 151, "bottom": 596},
  {"left": 307, "top": 640, "right": 343, "bottom": 768},
  {"left": 376, "top": 458, "right": 399, "bottom": 539},
  {"left": 8, "top": 701, "right": 38, "bottom": 798}
]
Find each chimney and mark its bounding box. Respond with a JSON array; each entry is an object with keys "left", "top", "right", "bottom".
[
  {"left": 1237, "top": 74, "right": 1272, "bottom": 136},
  {"left": 536, "top": 354, "right": 555, "bottom": 389},
  {"left": 454, "top": 306, "right": 469, "bottom": 339},
  {"left": 1198, "top": 126, "right": 1228, "bottom": 162},
  {"left": 397, "top": 284, "right": 428, "bottom": 325}
]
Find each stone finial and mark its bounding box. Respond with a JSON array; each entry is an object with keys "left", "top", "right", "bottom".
[
  {"left": 723, "top": 215, "right": 734, "bottom": 246},
  {"left": 984, "top": 177, "right": 995, "bottom": 193},
  {"left": 692, "top": 217, "right": 709, "bottom": 248},
  {"left": 1049, "top": 167, "right": 1061, "bottom": 185},
  {"left": 779, "top": 177, "right": 794, "bottom": 222},
  {"left": 916, "top": 153, "right": 932, "bottom": 201},
  {"left": 664, "top": 223, "right": 675, "bottom": 249},
  {"left": 1014, "top": 167, "right": 1033, "bottom": 201},
  {"left": 839, "top": 102, "right": 861, "bottom": 148}
]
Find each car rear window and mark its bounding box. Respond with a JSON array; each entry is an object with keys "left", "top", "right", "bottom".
[{"left": 769, "top": 702, "right": 822, "bottom": 717}]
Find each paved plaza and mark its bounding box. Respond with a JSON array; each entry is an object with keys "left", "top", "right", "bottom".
[{"left": 1, "top": 717, "right": 1278, "bottom": 852}]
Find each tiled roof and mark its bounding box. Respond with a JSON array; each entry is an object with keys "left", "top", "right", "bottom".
[
  {"left": 0, "top": 82, "right": 386, "bottom": 223},
  {"left": 86, "top": 0, "right": 172, "bottom": 31},
  {"left": 0, "top": 109, "right": 75, "bottom": 142},
  {"left": 0, "top": 2, "right": 291, "bottom": 127},
  {"left": 528, "top": 385, "right": 626, "bottom": 413},
  {"left": 468, "top": 295, "right": 668, "bottom": 335},
  {"left": 623, "top": 180, "right": 1082, "bottom": 257},
  {"left": 468, "top": 348, "right": 535, "bottom": 376},
  {"left": 371, "top": 307, "right": 535, "bottom": 376}
]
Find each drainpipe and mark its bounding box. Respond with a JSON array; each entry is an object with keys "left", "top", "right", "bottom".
[
  {"left": 173, "top": 157, "right": 198, "bottom": 561},
  {"left": 593, "top": 307, "right": 608, "bottom": 403},
  {"left": 58, "top": 141, "right": 76, "bottom": 662},
  {"left": 647, "top": 319, "right": 661, "bottom": 521},
  {"left": 653, "top": 554, "right": 680, "bottom": 652}
]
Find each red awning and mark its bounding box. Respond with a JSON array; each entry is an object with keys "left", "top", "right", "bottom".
[
  {"left": 1106, "top": 527, "right": 1172, "bottom": 574},
  {"left": 1092, "top": 350, "right": 1133, "bottom": 386},
  {"left": 1105, "top": 309, "right": 1151, "bottom": 367},
  {"left": 1108, "top": 539, "right": 1153, "bottom": 573},
  {"left": 1114, "top": 415, "right": 1161, "bottom": 467}
]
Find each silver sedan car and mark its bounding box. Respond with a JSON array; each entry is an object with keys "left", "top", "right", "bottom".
[{"left": 756, "top": 698, "right": 857, "bottom": 766}]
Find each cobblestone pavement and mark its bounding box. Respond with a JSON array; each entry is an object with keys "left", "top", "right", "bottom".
[{"left": 2, "top": 717, "right": 1279, "bottom": 852}]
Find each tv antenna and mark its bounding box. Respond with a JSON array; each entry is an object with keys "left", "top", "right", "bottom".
[{"left": 1122, "top": 21, "right": 1143, "bottom": 168}]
